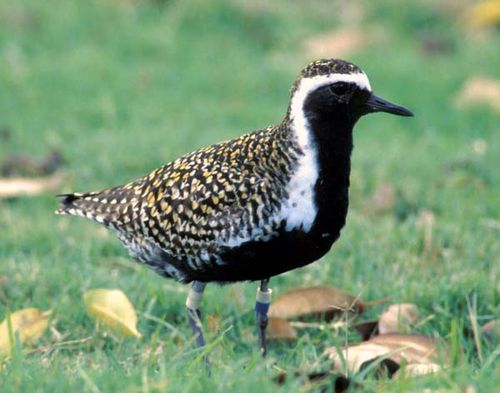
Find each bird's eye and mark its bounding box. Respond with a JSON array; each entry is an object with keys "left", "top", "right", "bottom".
[{"left": 329, "top": 82, "right": 349, "bottom": 95}]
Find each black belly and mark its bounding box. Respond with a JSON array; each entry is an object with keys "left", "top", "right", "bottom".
[{"left": 185, "top": 228, "right": 341, "bottom": 283}]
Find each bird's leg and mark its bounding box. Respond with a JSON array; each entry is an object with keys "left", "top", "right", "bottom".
[
  {"left": 185, "top": 281, "right": 206, "bottom": 348},
  {"left": 255, "top": 278, "right": 272, "bottom": 357}
]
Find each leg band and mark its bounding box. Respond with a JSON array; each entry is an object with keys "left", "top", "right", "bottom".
[
  {"left": 255, "top": 283, "right": 272, "bottom": 357},
  {"left": 186, "top": 281, "right": 205, "bottom": 310},
  {"left": 185, "top": 281, "right": 207, "bottom": 348}
]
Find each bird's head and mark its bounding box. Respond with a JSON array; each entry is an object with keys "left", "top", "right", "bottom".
[{"left": 288, "top": 59, "right": 413, "bottom": 128}]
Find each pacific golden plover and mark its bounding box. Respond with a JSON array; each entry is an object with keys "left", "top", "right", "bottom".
[{"left": 56, "top": 58, "right": 413, "bottom": 355}]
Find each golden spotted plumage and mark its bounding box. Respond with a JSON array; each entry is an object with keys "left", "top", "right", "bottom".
[{"left": 57, "top": 123, "right": 302, "bottom": 280}]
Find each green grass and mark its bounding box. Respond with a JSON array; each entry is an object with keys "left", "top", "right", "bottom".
[{"left": 0, "top": 0, "right": 498, "bottom": 391}]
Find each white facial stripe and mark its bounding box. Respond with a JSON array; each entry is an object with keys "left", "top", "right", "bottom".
[
  {"left": 279, "top": 72, "right": 371, "bottom": 233},
  {"left": 299, "top": 72, "right": 372, "bottom": 97}
]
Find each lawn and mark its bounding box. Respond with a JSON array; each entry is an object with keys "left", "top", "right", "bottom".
[{"left": 0, "top": 0, "right": 498, "bottom": 391}]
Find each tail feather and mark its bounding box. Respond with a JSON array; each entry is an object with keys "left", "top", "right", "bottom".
[
  {"left": 55, "top": 185, "right": 135, "bottom": 228},
  {"left": 55, "top": 192, "right": 101, "bottom": 219}
]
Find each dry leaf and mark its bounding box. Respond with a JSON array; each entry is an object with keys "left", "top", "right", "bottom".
[
  {"left": 0, "top": 308, "right": 52, "bottom": 355},
  {"left": 266, "top": 317, "right": 297, "bottom": 340},
  {"left": 304, "top": 29, "right": 368, "bottom": 58},
  {"left": 327, "top": 334, "right": 442, "bottom": 376},
  {"left": 395, "top": 363, "right": 442, "bottom": 378},
  {"left": 465, "top": 1, "right": 500, "bottom": 29},
  {"left": 83, "top": 289, "right": 141, "bottom": 338},
  {"left": 269, "top": 286, "right": 385, "bottom": 321},
  {"left": 0, "top": 172, "right": 63, "bottom": 198},
  {"left": 378, "top": 304, "right": 420, "bottom": 334},
  {"left": 364, "top": 183, "right": 396, "bottom": 214},
  {"left": 328, "top": 341, "right": 397, "bottom": 375},
  {"left": 481, "top": 319, "right": 500, "bottom": 343},
  {"left": 368, "top": 334, "right": 441, "bottom": 364},
  {"left": 455, "top": 76, "right": 500, "bottom": 113}
]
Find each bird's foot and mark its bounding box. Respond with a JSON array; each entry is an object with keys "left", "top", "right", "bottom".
[{"left": 255, "top": 279, "right": 272, "bottom": 357}]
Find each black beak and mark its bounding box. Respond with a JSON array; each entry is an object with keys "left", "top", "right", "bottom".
[{"left": 364, "top": 94, "right": 413, "bottom": 117}]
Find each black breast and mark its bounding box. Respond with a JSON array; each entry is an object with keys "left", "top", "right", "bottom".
[
  {"left": 309, "top": 121, "right": 353, "bottom": 243},
  {"left": 304, "top": 86, "right": 355, "bottom": 244}
]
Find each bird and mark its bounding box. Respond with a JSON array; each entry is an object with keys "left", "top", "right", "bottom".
[{"left": 56, "top": 58, "right": 413, "bottom": 356}]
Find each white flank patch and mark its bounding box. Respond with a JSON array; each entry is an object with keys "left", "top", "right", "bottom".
[{"left": 280, "top": 72, "right": 372, "bottom": 232}]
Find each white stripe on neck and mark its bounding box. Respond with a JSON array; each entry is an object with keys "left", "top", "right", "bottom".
[{"left": 280, "top": 72, "right": 371, "bottom": 232}]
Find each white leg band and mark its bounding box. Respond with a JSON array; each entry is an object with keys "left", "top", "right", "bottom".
[
  {"left": 256, "top": 287, "right": 272, "bottom": 304},
  {"left": 186, "top": 282, "right": 205, "bottom": 310}
]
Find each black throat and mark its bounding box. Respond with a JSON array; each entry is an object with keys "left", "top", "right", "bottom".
[{"left": 302, "top": 100, "right": 355, "bottom": 242}]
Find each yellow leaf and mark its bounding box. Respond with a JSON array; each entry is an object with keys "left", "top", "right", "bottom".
[
  {"left": 83, "top": 289, "right": 142, "bottom": 338},
  {"left": 465, "top": 1, "right": 500, "bottom": 29},
  {"left": 0, "top": 308, "right": 52, "bottom": 355}
]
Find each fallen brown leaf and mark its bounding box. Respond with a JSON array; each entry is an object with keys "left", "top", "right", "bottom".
[
  {"left": 455, "top": 76, "right": 500, "bottom": 113},
  {"left": 266, "top": 317, "right": 297, "bottom": 340},
  {"left": 395, "top": 362, "right": 442, "bottom": 378},
  {"left": 270, "top": 286, "right": 357, "bottom": 320},
  {"left": 378, "top": 304, "right": 420, "bottom": 334},
  {"left": 304, "top": 29, "right": 368, "bottom": 58},
  {"left": 269, "top": 286, "right": 386, "bottom": 321},
  {"left": 326, "top": 334, "right": 444, "bottom": 376},
  {"left": 0, "top": 172, "right": 63, "bottom": 198},
  {"left": 0, "top": 308, "right": 52, "bottom": 355},
  {"left": 369, "top": 334, "right": 441, "bottom": 363}
]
